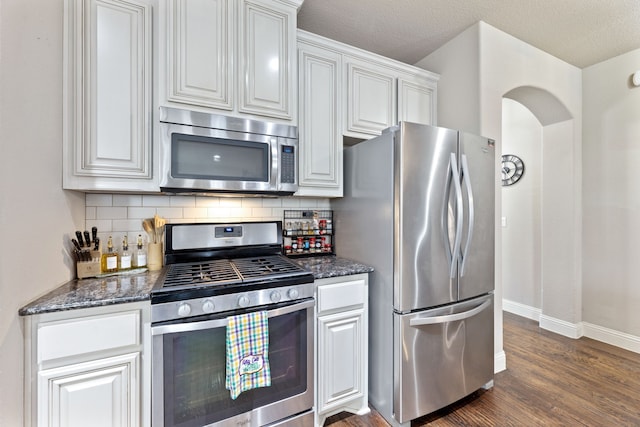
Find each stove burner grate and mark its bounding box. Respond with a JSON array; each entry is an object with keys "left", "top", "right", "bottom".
[{"left": 160, "top": 255, "right": 308, "bottom": 290}]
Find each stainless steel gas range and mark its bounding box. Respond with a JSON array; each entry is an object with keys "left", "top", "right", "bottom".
[{"left": 151, "top": 221, "right": 315, "bottom": 427}]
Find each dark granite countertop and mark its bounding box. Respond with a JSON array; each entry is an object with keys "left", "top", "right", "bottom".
[
  {"left": 19, "top": 257, "right": 372, "bottom": 316},
  {"left": 18, "top": 269, "right": 163, "bottom": 316},
  {"left": 292, "top": 255, "right": 374, "bottom": 280}
]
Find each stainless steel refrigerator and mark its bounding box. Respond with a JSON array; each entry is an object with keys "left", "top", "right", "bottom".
[{"left": 332, "top": 122, "right": 495, "bottom": 427}]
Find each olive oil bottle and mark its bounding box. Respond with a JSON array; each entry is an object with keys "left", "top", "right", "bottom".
[
  {"left": 101, "top": 236, "right": 118, "bottom": 273},
  {"left": 119, "top": 236, "right": 132, "bottom": 271},
  {"left": 133, "top": 234, "right": 147, "bottom": 268}
]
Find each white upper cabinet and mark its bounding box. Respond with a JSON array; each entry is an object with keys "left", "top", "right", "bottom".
[
  {"left": 165, "top": 0, "right": 233, "bottom": 110},
  {"left": 397, "top": 75, "right": 437, "bottom": 126},
  {"left": 344, "top": 57, "right": 397, "bottom": 137},
  {"left": 295, "top": 30, "right": 438, "bottom": 197},
  {"left": 161, "top": 0, "right": 301, "bottom": 123},
  {"left": 343, "top": 51, "right": 438, "bottom": 139},
  {"left": 296, "top": 36, "right": 343, "bottom": 197},
  {"left": 63, "top": 0, "right": 156, "bottom": 192}
]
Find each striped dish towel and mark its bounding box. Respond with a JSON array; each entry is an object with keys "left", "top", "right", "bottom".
[{"left": 225, "top": 311, "right": 271, "bottom": 400}]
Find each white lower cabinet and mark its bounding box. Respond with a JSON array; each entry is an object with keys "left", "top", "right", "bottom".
[
  {"left": 23, "top": 302, "right": 151, "bottom": 427},
  {"left": 315, "top": 274, "right": 369, "bottom": 426},
  {"left": 38, "top": 353, "right": 139, "bottom": 427}
]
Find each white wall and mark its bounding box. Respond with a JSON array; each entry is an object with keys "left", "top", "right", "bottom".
[
  {"left": 501, "top": 99, "right": 542, "bottom": 310},
  {"left": 583, "top": 48, "right": 640, "bottom": 336},
  {"left": 478, "top": 22, "right": 583, "bottom": 331},
  {"left": 0, "top": 0, "right": 85, "bottom": 425}
]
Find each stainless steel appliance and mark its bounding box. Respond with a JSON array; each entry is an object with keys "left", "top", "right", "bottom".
[
  {"left": 332, "top": 122, "right": 495, "bottom": 426},
  {"left": 151, "top": 221, "right": 315, "bottom": 427},
  {"left": 159, "top": 107, "right": 299, "bottom": 195}
]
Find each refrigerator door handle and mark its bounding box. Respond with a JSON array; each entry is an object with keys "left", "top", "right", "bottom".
[
  {"left": 460, "top": 154, "right": 474, "bottom": 277},
  {"left": 409, "top": 299, "right": 492, "bottom": 326},
  {"left": 449, "top": 152, "right": 463, "bottom": 279}
]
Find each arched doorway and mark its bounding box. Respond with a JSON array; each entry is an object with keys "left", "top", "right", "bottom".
[{"left": 501, "top": 86, "right": 576, "bottom": 328}]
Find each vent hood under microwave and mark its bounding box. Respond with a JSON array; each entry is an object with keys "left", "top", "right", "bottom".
[{"left": 159, "top": 107, "right": 299, "bottom": 196}]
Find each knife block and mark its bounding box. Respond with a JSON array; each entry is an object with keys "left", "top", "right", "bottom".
[{"left": 76, "top": 245, "right": 102, "bottom": 280}]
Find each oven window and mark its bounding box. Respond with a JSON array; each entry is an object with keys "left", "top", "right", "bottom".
[
  {"left": 171, "top": 133, "right": 269, "bottom": 182},
  {"left": 161, "top": 310, "right": 308, "bottom": 427}
]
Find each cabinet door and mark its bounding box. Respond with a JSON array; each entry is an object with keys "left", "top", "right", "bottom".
[
  {"left": 64, "top": 0, "right": 154, "bottom": 191},
  {"left": 344, "top": 58, "right": 396, "bottom": 137},
  {"left": 397, "top": 77, "right": 437, "bottom": 126},
  {"left": 317, "top": 308, "right": 365, "bottom": 414},
  {"left": 238, "top": 0, "right": 294, "bottom": 119},
  {"left": 296, "top": 41, "right": 342, "bottom": 197},
  {"left": 166, "top": 0, "right": 233, "bottom": 110},
  {"left": 38, "top": 352, "right": 140, "bottom": 427}
]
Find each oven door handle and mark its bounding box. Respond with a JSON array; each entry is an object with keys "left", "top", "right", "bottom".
[{"left": 151, "top": 299, "right": 315, "bottom": 335}]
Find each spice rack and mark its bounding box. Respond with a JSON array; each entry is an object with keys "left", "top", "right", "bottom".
[{"left": 283, "top": 210, "right": 334, "bottom": 257}]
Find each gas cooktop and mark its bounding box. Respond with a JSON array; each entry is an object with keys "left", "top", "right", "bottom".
[{"left": 161, "top": 255, "right": 312, "bottom": 291}]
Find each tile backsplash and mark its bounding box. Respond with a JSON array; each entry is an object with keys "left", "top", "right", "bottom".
[{"left": 85, "top": 193, "right": 330, "bottom": 245}]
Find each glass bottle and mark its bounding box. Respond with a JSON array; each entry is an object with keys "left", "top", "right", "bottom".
[
  {"left": 119, "top": 236, "right": 132, "bottom": 271},
  {"left": 101, "top": 236, "right": 118, "bottom": 273},
  {"left": 133, "top": 234, "right": 147, "bottom": 268}
]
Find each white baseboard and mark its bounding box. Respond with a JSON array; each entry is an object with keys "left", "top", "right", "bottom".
[
  {"left": 539, "top": 314, "right": 583, "bottom": 339},
  {"left": 583, "top": 322, "right": 640, "bottom": 354},
  {"left": 502, "top": 299, "right": 540, "bottom": 321},
  {"left": 502, "top": 299, "right": 640, "bottom": 354}
]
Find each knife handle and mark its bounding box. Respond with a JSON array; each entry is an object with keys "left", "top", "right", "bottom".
[
  {"left": 71, "top": 238, "right": 82, "bottom": 251},
  {"left": 94, "top": 237, "right": 100, "bottom": 251},
  {"left": 84, "top": 230, "right": 91, "bottom": 247},
  {"left": 91, "top": 226, "right": 98, "bottom": 244},
  {"left": 75, "top": 231, "right": 84, "bottom": 247}
]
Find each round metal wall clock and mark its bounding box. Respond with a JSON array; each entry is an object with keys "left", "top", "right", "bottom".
[{"left": 501, "top": 154, "right": 525, "bottom": 186}]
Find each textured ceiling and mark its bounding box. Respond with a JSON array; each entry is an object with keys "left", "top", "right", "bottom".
[{"left": 297, "top": 0, "right": 640, "bottom": 68}]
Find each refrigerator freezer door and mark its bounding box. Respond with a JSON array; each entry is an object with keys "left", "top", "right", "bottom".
[
  {"left": 458, "top": 132, "right": 495, "bottom": 300},
  {"left": 393, "top": 294, "right": 494, "bottom": 424},
  {"left": 396, "top": 123, "right": 459, "bottom": 312}
]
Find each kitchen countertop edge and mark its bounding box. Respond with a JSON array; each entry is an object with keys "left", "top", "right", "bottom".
[{"left": 18, "top": 257, "right": 373, "bottom": 316}]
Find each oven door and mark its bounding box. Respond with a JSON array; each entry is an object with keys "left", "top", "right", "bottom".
[{"left": 151, "top": 299, "right": 314, "bottom": 427}]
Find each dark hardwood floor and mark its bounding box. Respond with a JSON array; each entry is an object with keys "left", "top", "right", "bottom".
[{"left": 325, "top": 311, "right": 640, "bottom": 426}]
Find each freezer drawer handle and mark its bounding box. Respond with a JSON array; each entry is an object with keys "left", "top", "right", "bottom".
[
  {"left": 460, "top": 154, "right": 474, "bottom": 276},
  {"left": 448, "top": 153, "right": 463, "bottom": 279},
  {"left": 409, "top": 299, "right": 491, "bottom": 326}
]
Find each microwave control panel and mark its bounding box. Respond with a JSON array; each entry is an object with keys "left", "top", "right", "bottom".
[{"left": 281, "top": 145, "right": 296, "bottom": 184}]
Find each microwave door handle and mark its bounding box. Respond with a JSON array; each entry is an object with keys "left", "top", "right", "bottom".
[
  {"left": 272, "top": 138, "right": 280, "bottom": 188},
  {"left": 151, "top": 299, "right": 314, "bottom": 335}
]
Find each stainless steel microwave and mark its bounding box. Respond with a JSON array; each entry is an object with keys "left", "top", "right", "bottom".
[{"left": 159, "top": 107, "right": 299, "bottom": 196}]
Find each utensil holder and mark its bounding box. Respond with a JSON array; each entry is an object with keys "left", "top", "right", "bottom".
[{"left": 148, "top": 242, "right": 163, "bottom": 271}]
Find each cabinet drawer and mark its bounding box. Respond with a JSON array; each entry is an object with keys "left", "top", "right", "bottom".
[
  {"left": 317, "top": 278, "right": 366, "bottom": 313},
  {"left": 37, "top": 310, "right": 140, "bottom": 363}
]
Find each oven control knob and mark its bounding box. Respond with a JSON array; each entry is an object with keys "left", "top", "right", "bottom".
[
  {"left": 202, "top": 300, "right": 215, "bottom": 313},
  {"left": 238, "top": 296, "right": 250, "bottom": 308},
  {"left": 270, "top": 291, "right": 282, "bottom": 303},
  {"left": 177, "top": 303, "right": 191, "bottom": 317},
  {"left": 287, "top": 289, "right": 299, "bottom": 300}
]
